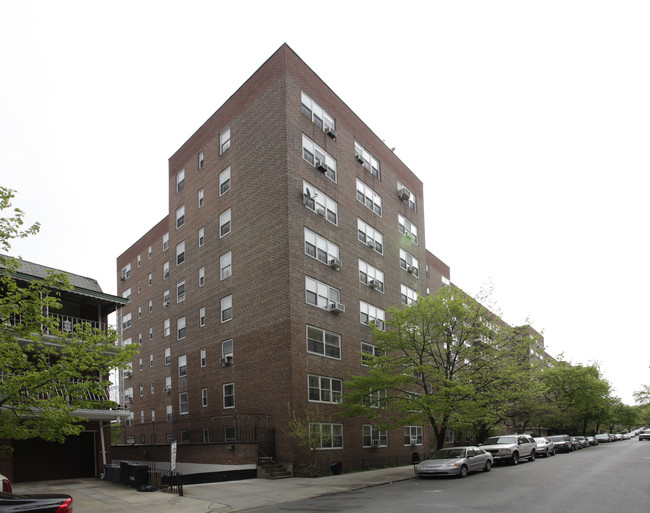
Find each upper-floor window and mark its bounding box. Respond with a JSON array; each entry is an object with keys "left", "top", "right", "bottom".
[
  {"left": 360, "top": 301, "right": 385, "bottom": 330},
  {"left": 397, "top": 181, "right": 416, "bottom": 211},
  {"left": 163, "top": 318, "right": 170, "bottom": 337},
  {"left": 179, "top": 392, "right": 189, "bottom": 414},
  {"left": 399, "top": 248, "right": 420, "bottom": 277},
  {"left": 178, "top": 354, "right": 187, "bottom": 377},
  {"left": 176, "top": 205, "right": 185, "bottom": 229},
  {"left": 137, "top": 255, "right": 141, "bottom": 268},
  {"left": 163, "top": 261, "right": 170, "bottom": 279},
  {"left": 176, "top": 169, "right": 185, "bottom": 193},
  {"left": 219, "top": 166, "right": 231, "bottom": 195},
  {"left": 200, "top": 347, "right": 207, "bottom": 367},
  {"left": 305, "top": 276, "right": 341, "bottom": 311},
  {"left": 303, "top": 181, "right": 337, "bottom": 225},
  {"left": 301, "top": 91, "right": 336, "bottom": 137},
  {"left": 221, "top": 295, "right": 232, "bottom": 323},
  {"left": 357, "top": 218, "right": 383, "bottom": 254},
  {"left": 304, "top": 227, "right": 340, "bottom": 266},
  {"left": 223, "top": 383, "right": 235, "bottom": 408},
  {"left": 199, "top": 307, "right": 206, "bottom": 327},
  {"left": 361, "top": 342, "right": 382, "bottom": 366},
  {"left": 198, "top": 266, "right": 205, "bottom": 287},
  {"left": 148, "top": 245, "right": 152, "bottom": 259},
  {"left": 201, "top": 388, "right": 208, "bottom": 407},
  {"left": 198, "top": 227, "right": 205, "bottom": 247},
  {"left": 308, "top": 374, "right": 342, "bottom": 404},
  {"left": 401, "top": 283, "right": 417, "bottom": 305},
  {"left": 302, "top": 135, "right": 337, "bottom": 182},
  {"left": 122, "top": 312, "right": 132, "bottom": 330},
  {"left": 222, "top": 339, "right": 233, "bottom": 359},
  {"left": 198, "top": 188, "right": 204, "bottom": 208},
  {"left": 163, "top": 289, "right": 170, "bottom": 307},
  {"left": 165, "top": 347, "right": 171, "bottom": 365},
  {"left": 354, "top": 141, "right": 380, "bottom": 179},
  {"left": 177, "top": 316, "right": 187, "bottom": 340},
  {"left": 148, "top": 272, "right": 152, "bottom": 286},
  {"left": 220, "top": 251, "right": 232, "bottom": 280},
  {"left": 220, "top": 209, "right": 231, "bottom": 237},
  {"left": 176, "top": 279, "right": 186, "bottom": 303},
  {"left": 198, "top": 151, "right": 204, "bottom": 170},
  {"left": 307, "top": 325, "right": 341, "bottom": 359},
  {"left": 356, "top": 178, "right": 382, "bottom": 216},
  {"left": 398, "top": 214, "right": 418, "bottom": 244},
  {"left": 121, "top": 263, "right": 131, "bottom": 280},
  {"left": 220, "top": 127, "right": 231, "bottom": 154},
  {"left": 359, "top": 259, "right": 384, "bottom": 292},
  {"left": 122, "top": 288, "right": 132, "bottom": 302},
  {"left": 176, "top": 241, "right": 185, "bottom": 266},
  {"left": 163, "top": 232, "right": 169, "bottom": 251}
]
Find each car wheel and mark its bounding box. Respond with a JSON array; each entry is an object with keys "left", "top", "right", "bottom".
[
  {"left": 529, "top": 451, "right": 535, "bottom": 462},
  {"left": 511, "top": 452, "right": 519, "bottom": 465},
  {"left": 459, "top": 465, "right": 468, "bottom": 478},
  {"left": 484, "top": 460, "right": 492, "bottom": 472},
  {"left": 544, "top": 449, "right": 549, "bottom": 458}
]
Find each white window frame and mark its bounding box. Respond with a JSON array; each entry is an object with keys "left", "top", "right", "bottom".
[
  {"left": 163, "top": 232, "right": 169, "bottom": 252},
  {"left": 398, "top": 214, "right": 418, "bottom": 244},
  {"left": 177, "top": 316, "right": 186, "bottom": 340},
  {"left": 221, "top": 295, "right": 232, "bottom": 323},
  {"left": 304, "top": 227, "right": 340, "bottom": 266},
  {"left": 179, "top": 392, "right": 188, "bottom": 415},
  {"left": 401, "top": 283, "right": 418, "bottom": 305},
  {"left": 357, "top": 218, "right": 384, "bottom": 254},
  {"left": 361, "top": 342, "right": 383, "bottom": 366},
  {"left": 163, "top": 261, "right": 170, "bottom": 279},
  {"left": 363, "top": 425, "right": 388, "bottom": 448},
  {"left": 201, "top": 387, "right": 208, "bottom": 407},
  {"left": 308, "top": 374, "right": 342, "bottom": 404},
  {"left": 306, "top": 325, "right": 341, "bottom": 359},
  {"left": 199, "top": 306, "right": 206, "bottom": 327},
  {"left": 121, "top": 263, "right": 131, "bottom": 280},
  {"left": 220, "top": 208, "right": 231, "bottom": 237},
  {"left": 223, "top": 383, "right": 235, "bottom": 408},
  {"left": 301, "top": 91, "right": 335, "bottom": 134},
  {"left": 200, "top": 347, "right": 207, "bottom": 367},
  {"left": 176, "top": 169, "right": 185, "bottom": 193},
  {"left": 220, "top": 127, "right": 231, "bottom": 154},
  {"left": 305, "top": 276, "right": 340, "bottom": 310},
  {"left": 176, "top": 279, "right": 185, "bottom": 303},
  {"left": 360, "top": 301, "right": 385, "bottom": 330},
  {"left": 163, "top": 318, "right": 170, "bottom": 337},
  {"left": 222, "top": 339, "right": 233, "bottom": 359},
  {"left": 310, "top": 423, "right": 343, "bottom": 449},
  {"left": 397, "top": 180, "right": 417, "bottom": 211},
  {"left": 399, "top": 248, "right": 420, "bottom": 277},
  {"left": 219, "top": 166, "right": 231, "bottom": 195},
  {"left": 302, "top": 134, "right": 337, "bottom": 182},
  {"left": 356, "top": 178, "right": 382, "bottom": 216},
  {"left": 176, "top": 241, "right": 185, "bottom": 266},
  {"left": 358, "top": 259, "right": 384, "bottom": 293},
  {"left": 198, "top": 266, "right": 205, "bottom": 287},
  {"left": 176, "top": 204, "right": 185, "bottom": 229},
  {"left": 198, "top": 151, "right": 204, "bottom": 170},
  {"left": 165, "top": 347, "right": 171, "bottom": 366},
  {"left": 198, "top": 227, "right": 205, "bottom": 247},
  {"left": 404, "top": 426, "right": 423, "bottom": 446},
  {"left": 178, "top": 354, "right": 187, "bottom": 377},
  {"left": 198, "top": 188, "right": 204, "bottom": 208},
  {"left": 303, "top": 181, "right": 338, "bottom": 225},
  {"left": 122, "top": 312, "right": 132, "bottom": 330},
  {"left": 354, "top": 141, "right": 380, "bottom": 179},
  {"left": 220, "top": 251, "right": 232, "bottom": 280}
]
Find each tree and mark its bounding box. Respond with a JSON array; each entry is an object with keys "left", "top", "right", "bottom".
[
  {"left": 0, "top": 186, "right": 139, "bottom": 443},
  {"left": 284, "top": 403, "right": 333, "bottom": 476},
  {"left": 341, "top": 286, "right": 533, "bottom": 451}
]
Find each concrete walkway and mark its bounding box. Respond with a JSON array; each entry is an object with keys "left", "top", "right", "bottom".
[{"left": 12, "top": 465, "right": 416, "bottom": 513}]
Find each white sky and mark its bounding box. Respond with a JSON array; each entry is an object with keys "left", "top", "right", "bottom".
[{"left": 2, "top": 0, "right": 648, "bottom": 405}]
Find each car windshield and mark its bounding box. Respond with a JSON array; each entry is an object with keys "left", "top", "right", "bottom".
[
  {"left": 548, "top": 436, "right": 565, "bottom": 442},
  {"left": 483, "top": 436, "right": 516, "bottom": 445},
  {"left": 534, "top": 438, "right": 546, "bottom": 443},
  {"left": 430, "top": 448, "right": 466, "bottom": 459}
]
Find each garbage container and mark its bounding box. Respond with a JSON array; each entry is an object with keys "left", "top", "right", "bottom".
[
  {"left": 129, "top": 464, "right": 150, "bottom": 488},
  {"left": 103, "top": 465, "right": 113, "bottom": 481},
  {"left": 411, "top": 452, "right": 421, "bottom": 464},
  {"left": 330, "top": 461, "right": 343, "bottom": 475},
  {"left": 120, "top": 462, "right": 131, "bottom": 486},
  {"left": 112, "top": 464, "right": 121, "bottom": 484}
]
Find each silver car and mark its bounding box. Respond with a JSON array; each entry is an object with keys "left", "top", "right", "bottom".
[
  {"left": 534, "top": 437, "right": 556, "bottom": 457},
  {"left": 415, "top": 446, "right": 493, "bottom": 478}
]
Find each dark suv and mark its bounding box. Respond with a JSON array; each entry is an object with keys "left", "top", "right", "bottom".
[
  {"left": 548, "top": 434, "right": 573, "bottom": 453},
  {"left": 479, "top": 434, "right": 537, "bottom": 465}
]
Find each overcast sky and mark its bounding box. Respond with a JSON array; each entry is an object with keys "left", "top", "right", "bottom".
[{"left": 2, "top": 1, "right": 648, "bottom": 405}]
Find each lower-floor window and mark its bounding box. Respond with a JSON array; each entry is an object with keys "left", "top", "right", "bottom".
[
  {"left": 310, "top": 422, "right": 343, "bottom": 449},
  {"left": 362, "top": 425, "right": 388, "bottom": 447},
  {"left": 404, "top": 426, "right": 423, "bottom": 446},
  {"left": 180, "top": 429, "right": 190, "bottom": 444},
  {"left": 223, "top": 383, "right": 235, "bottom": 408}
]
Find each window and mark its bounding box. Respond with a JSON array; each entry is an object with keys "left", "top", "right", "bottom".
[
  {"left": 137, "top": 281, "right": 142, "bottom": 294},
  {"left": 122, "top": 312, "right": 132, "bottom": 330},
  {"left": 307, "top": 326, "right": 341, "bottom": 359},
  {"left": 122, "top": 288, "right": 132, "bottom": 303},
  {"left": 301, "top": 91, "right": 336, "bottom": 135},
  {"left": 176, "top": 169, "right": 185, "bottom": 192},
  {"left": 202, "top": 387, "right": 208, "bottom": 407},
  {"left": 219, "top": 208, "right": 231, "bottom": 237},
  {"left": 202, "top": 429, "right": 209, "bottom": 442},
  {"left": 139, "top": 384, "right": 144, "bottom": 397},
  {"left": 356, "top": 178, "right": 382, "bottom": 216},
  {"left": 177, "top": 317, "right": 186, "bottom": 340},
  {"left": 445, "top": 430, "right": 456, "bottom": 444},
  {"left": 360, "top": 301, "right": 385, "bottom": 330},
  {"left": 121, "top": 263, "right": 131, "bottom": 280},
  {"left": 223, "top": 383, "right": 235, "bottom": 408},
  {"left": 198, "top": 227, "right": 205, "bottom": 247},
  {"left": 198, "top": 151, "right": 204, "bottom": 169},
  {"left": 399, "top": 248, "right": 420, "bottom": 277},
  {"left": 362, "top": 389, "right": 386, "bottom": 408},
  {"left": 137, "top": 255, "right": 141, "bottom": 268},
  {"left": 357, "top": 218, "right": 384, "bottom": 254},
  {"left": 302, "top": 134, "right": 337, "bottom": 182},
  {"left": 178, "top": 354, "right": 187, "bottom": 377},
  {"left": 176, "top": 204, "right": 185, "bottom": 229},
  {"left": 308, "top": 375, "right": 342, "bottom": 403},
  {"left": 163, "top": 289, "right": 170, "bottom": 307},
  {"left": 200, "top": 347, "right": 206, "bottom": 367},
  {"left": 199, "top": 307, "right": 206, "bottom": 327},
  {"left": 150, "top": 381, "right": 155, "bottom": 394},
  {"left": 149, "top": 353, "right": 154, "bottom": 367},
  {"left": 220, "top": 127, "right": 231, "bottom": 154},
  {"left": 310, "top": 423, "right": 343, "bottom": 449},
  {"left": 179, "top": 392, "right": 188, "bottom": 414},
  {"left": 304, "top": 228, "right": 340, "bottom": 266},
  {"left": 177, "top": 279, "right": 186, "bottom": 303},
  {"left": 165, "top": 347, "right": 171, "bottom": 365},
  {"left": 149, "top": 327, "right": 153, "bottom": 340},
  {"left": 401, "top": 284, "right": 417, "bottom": 305},
  {"left": 219, "top": 166, "right": 231, "bottom": 195},
  {"left": 148, "top": 245, "right": 152, "bottom": 259},
  {"left": 166, "top": 405, "right": 172, "bottom": 422},
  {"left": 176, "top": 241, "right": 185, "bottom": 265},
  {"left": 363, "top": 425, "right": 388, "bottom": 447},
  {"left": 199, "top": 266, "right": 205, "bottom": 287},
  {"left": 398, "top": 214, "right": 418, "bottom": 244},
  {"left": 136, "top": 306, "right": 142, "bottom": 319},
  {"left": 148, "top": 272, "right": 152, "bottom": 286},
  {"left": 305, "top": 277, "right": 340, "bottom": 310},
  {"left": 151, "top": 409, "right": 156, "bottom": 423},
  {"left": 165, "top": 376, "right": 172, "bottom": 391},
  {"left": 163, "top": 261, "right": 170, "bottom": 279},
  {"left": 358, "top": 259, "right": 384, "bottom": 292},
  {"left": 303, "top": 181, "right": 338, "bottom": 225},
  {"left": 397, "top": 181, "right": 416, "bottom": 211},
  {"left": 140, "top": 410, "right": 144, "bottom": 423},
  {"left": 354, "top": 141, "right": 380, "bottom": 179},
  {"left": 221, "top": 295, "right": 232, "bottom": 322},
  {"left": 404, "top": 426, "right": 423, "bottom": 446},
  {"left": 163, "top": 232, "right": 169, "bottom": 251},
  {"left": 148, "top": 299, "right": 152, "bottom": 313},
  {"left": 138, "top": 358, "right": 142, "bottom": 371},
  {"left": 222, "top": 339, "right": 233, "bottom": 358},
  {"left": 198, "top": 188, "right": 204, "bottom": 208},
  {"left": 138, "top": 333, "right": 142, "bottom": 344},
  {"left": 361, "top": 342, "right": 382, "bottom": 366},
  {"left": 163, "top": 318, "right": 170, "bottom": 337},
  {"left": 220, "top": 251, "right": 232, "bottom": 280}
]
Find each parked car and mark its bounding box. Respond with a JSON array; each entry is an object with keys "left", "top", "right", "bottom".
[
  {"left": 574, "top": 436, "right": 589, "bottom": 448},
  {"left": 548, "top": 434, "right": 574, "bottom": 453},
  {"left": 533, "top": 437, "right": 556, "bottom": 457},
  {"left": 414, "top": 446, "right": 493, "bottom": 478},
  {"left": 595, "top": 433, "right": 613, "bottom": 443},
  {"left": 0, "top": 492, "right": 73, "bottom": 512},
  {"left": 479, "top": 434, "right": 537, "bottom": 465},
  {"left": 638, "top": 429, "right": 650, "bottom": 441},
  {"left": 570, "top": 436, "right": 583, "bottom": 450},
  {"left": 586, "top": 436, "right": 598, "bottom": 446},
  {"left": 0, "top": 473, "right": 12, "bottom": 494}
]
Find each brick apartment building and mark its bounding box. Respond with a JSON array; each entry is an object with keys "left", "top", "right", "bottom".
[{"left": 115, "top": 43, "right": 476, "bottom": 474}]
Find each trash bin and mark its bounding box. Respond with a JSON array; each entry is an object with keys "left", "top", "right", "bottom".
[
  {"left": 412, "top": 452, "right": 421, "bottom": 464},
  {"left": 330, "top": 461, "right": 342, "bottom": 475},
  {"left": 129, "top": 464, "right": 150, "bottom": 488},
  {"left": 112, "top": 465, "right": 121, "bottom": 484},
  {"left": 120, "top": 462, "right": 131, "bottom": 486},
  {"left": 103, "top": 465, "right": 113, "bottom": 481}
]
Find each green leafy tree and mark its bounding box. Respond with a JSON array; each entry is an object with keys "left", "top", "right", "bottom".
[
  {"left": 341, "top": 286, "right": 533, "bottom": 451},
  {"left": 284, "top": 403, "right": 331, "bottom": 476},
  {"left": 0, "top": 187, "right": 139, "bottom": 443}
]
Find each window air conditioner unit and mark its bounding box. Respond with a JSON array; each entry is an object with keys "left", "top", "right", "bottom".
[
  {"left": 315, "top": 159, "right": 328, "bottom": 173},
  {"left": 372, "top": 440, "right": 380, "bottom": 447},
  {"left": 164, "top": 386, "right": 171, "bottom": 395},
  {"left": 410, "top": 437, "right": 418, "bottom": 446},
  {"left": 355, "top": 153, "right": 365, "bottom": 164},
  {"left": 366, "top": 240, "right": 375, "bottom": 249},
  {"left": 329, "top": 302, "right": 345, "bottom": 314},
  {"left": 407, "top": 265, "right": 415, "bottom": 274},
  {"left": 124, "top": 370, "right": 132, "bottom": 378},
  {"left": 329, "top": 258, "right": 342, "bottom": 270},
  {"left": 398, "top": 188, "right": 411, "bottom": 201},
  {"left": 316, "top": 207, "right": 326, "bottom": 217},
  {"left": 368, "top": 279, "right": 378, "bottom": 289},
  {"left": 325, "top": 127, "right": 336, "bottom": 139},
  {"left": 220, "top": 355, "right": 233, "bottom": 366}
]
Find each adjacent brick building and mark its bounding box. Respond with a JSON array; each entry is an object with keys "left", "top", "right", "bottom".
[{"left": 116, "top": 44, "right": 460, "bottom": 473}]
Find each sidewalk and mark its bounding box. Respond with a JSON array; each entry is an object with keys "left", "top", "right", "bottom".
[{"left": 12, "top": 465, "right": 416, "bottom": 513}]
